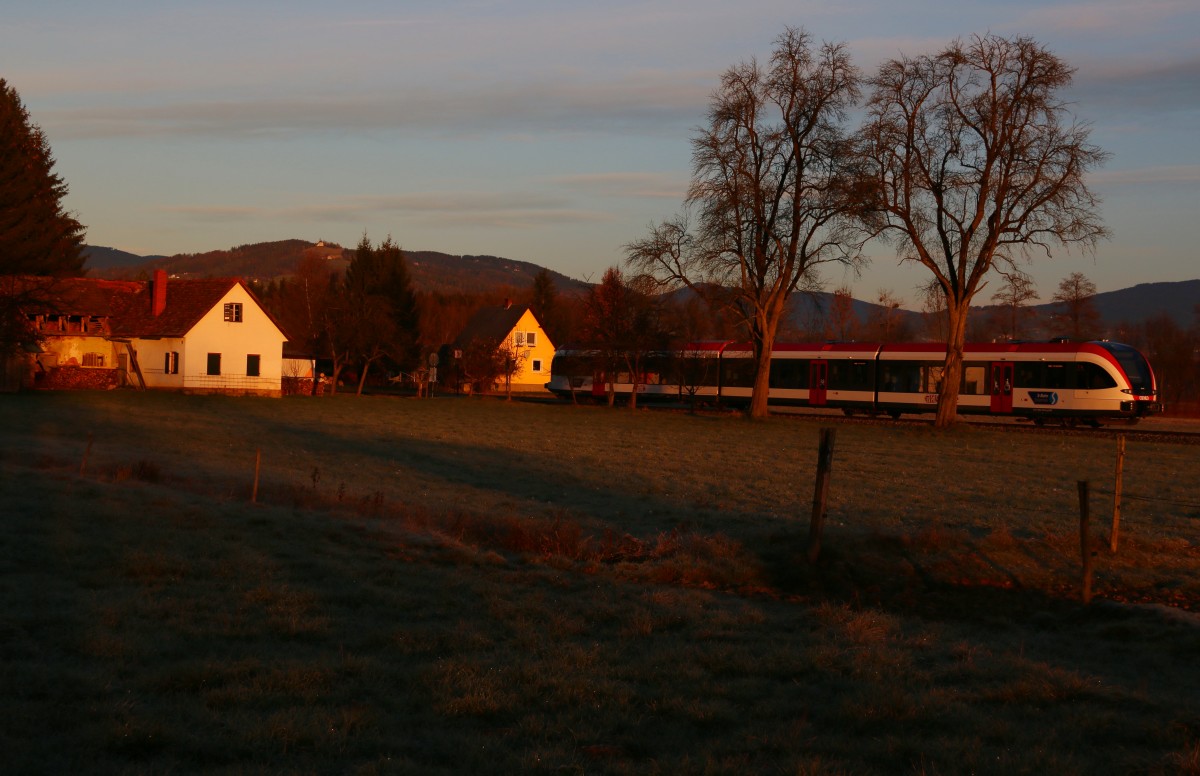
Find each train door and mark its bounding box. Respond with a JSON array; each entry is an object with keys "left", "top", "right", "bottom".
[
  {"left": 592, "top": 369, "right": 606, "bottom": 399},
  {"left": 809, "top": 360, "right": 828, "bottom": 406},
  {"left": 990, "top": 362, "right": 1014, "bottom": 414}
]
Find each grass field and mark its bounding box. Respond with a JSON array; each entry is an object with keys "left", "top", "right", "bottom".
[{"left": 1, "top": 392, "right": 1198, "bottom": 774}]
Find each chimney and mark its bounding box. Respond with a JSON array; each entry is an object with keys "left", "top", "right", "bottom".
[{"left": 152, "top": 269, "right": 167, "bottom": 316}]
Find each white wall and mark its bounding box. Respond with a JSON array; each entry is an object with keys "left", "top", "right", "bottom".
[{"left": 176, "top": 284, "right": 286, "bottom": 395}]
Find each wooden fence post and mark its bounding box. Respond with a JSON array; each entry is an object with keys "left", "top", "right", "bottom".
[
  {"left": 251, "top": 449, "right": 261, "bottom": 504},
  {"left": 79, "top": 432, "right": 94, "bottom": 476},
  {"left": 807, "top": 428, "right": 836, "bottom": 563},
  {"left": 1078, "top": 480, "right": 1093, "bottom": 605},
  {"left": 1110, "top": 435, "right": 1126, "bottom": 554}
]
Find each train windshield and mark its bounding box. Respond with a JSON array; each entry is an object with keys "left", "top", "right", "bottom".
[{"left": 1097, "top": 343, "right": 1155, "bottom": 394}]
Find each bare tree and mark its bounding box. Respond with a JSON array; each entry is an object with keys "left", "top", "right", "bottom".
[
  {"left": 858, "top": 34, "right": 1109, "bottom": 427},
  {"left": 1051, "top": 271, "right": 1102, "bottom": 340},
  {"left": 627, "top": 27, "right": 863, "bottom": 419},
  {"left": 990, "top": 270, "right": 1040, "bottom": 341},
  {"left": 866, "top": 289, "right": 909, "bottom": 342},
  {"left": 827, "top": 285, "right": 859, "bottom": 340}
]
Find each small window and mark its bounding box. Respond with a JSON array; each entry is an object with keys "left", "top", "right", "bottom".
[
  {"left": 531, "top": 359, "right": 542, "bottom": 373},
  {"left": 164, "top": 351, "right": 179, "bottom": 374},
  {"left": 82, "top": 352, "right": 106, "bottom": 368},
  {"left": 246, "top": 354, "right": 261, "bottom": 377},
  {"left": 207, "top": 353, "right": 221, "bottom": 376},
  {"left": 513, "top": 331, "right": 525, "bottom": 346},
  {"left": 526, "top": 331, "right": 537, "bottom": 347},
  {"left": 223, "top": 302, "right": 243, "bottom": 322}
]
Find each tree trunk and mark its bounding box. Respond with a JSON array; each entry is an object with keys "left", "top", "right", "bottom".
[
  {"left": 747, "top": 305, "right": 781, "bottom": 420},
  {"left": 935, "top": 304, "right": 970, "bottom": 428},
  {"left": 748, "top": 349, "right": 772, "bottom": 419},
  {"left": 356, "top": 361, "right": 371, "bottom": 395}
]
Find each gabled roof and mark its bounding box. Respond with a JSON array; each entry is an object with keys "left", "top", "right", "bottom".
[
  {"left": 109, "top": 277, "right": 244, "bottom": 338},
  {"left": 19, "top": 275, "right": 287, "bottom": 341},
  {"left": 454, "top": 304, "right": 530, "bottom": 347}
]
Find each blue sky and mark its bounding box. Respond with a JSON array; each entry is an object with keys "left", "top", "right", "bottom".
[{"left": 4, "top": 0, "right": 1198, "bottom": 306}]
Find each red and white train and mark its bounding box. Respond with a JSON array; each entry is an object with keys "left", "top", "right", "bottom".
[{"left": 546, "top": 340, "right": 1161, "bottom": 425}]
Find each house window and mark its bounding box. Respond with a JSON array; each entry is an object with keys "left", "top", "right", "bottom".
[
  {"left": 207, "top": 353, "right": 221, "bottom": 376},
  {"left": 82, "top": 352, "right": 106, "bottom": 368},
  {"left": 223, "top": 302, "right": 243, "bottom": 322},
  {"left": 514, "top": 331, "right": 525, "bottom": 346},
  {"left": 164, "top": 351, "right": 179, "bottom": 374},
  {"left": 526, "top": 331, "right": 537, "bottom": 347},
  {"left": 532, "top": 359, "right": 542, "bottom": 373},
  {"left": 246, "top": 354, "right": 260, "bottom": 377}
]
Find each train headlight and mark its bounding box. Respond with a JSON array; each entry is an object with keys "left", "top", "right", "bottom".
[{"left": 1120, "top": 388, "right": 1132, "bottom": 394}]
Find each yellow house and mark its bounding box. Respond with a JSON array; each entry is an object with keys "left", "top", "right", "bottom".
[{"left": 454, "top": 303, "right": 555, "bottom": 392}]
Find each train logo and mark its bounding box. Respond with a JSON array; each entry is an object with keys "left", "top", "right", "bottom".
[{"left": 1029, "top": 391, "right": 1059, "bottom": 405}]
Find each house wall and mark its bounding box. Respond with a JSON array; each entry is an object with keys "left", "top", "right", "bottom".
[
  {"left": 176, "top": 285, "right": 286, "bottom": 396},
  {"left": 39, "top": 335, "right": 120, "bottom": 370},
  {"left": 133, "top": 337, "right": 187, "bottom": 389},
  {"left": 506, "top": 309, "right": 556, "bottom": 389}
]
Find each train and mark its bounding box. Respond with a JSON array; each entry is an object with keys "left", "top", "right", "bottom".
[{"left": 545, "top": 340, "right": 1162, "bottom": 425}]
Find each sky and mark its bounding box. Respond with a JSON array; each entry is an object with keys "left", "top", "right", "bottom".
[{"left": 4, "top": 0, "right": 1198, "bottom": 307}]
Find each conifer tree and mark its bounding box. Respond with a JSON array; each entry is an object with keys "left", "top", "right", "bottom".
[{"left": 0, "top": 79, "right": 86, "bottom": 276}]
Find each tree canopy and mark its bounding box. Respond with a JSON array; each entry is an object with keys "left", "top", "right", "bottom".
[
  {"left": 0, "top": 79, "right": 85, "bottom": 277},
  {"left": 858, "top": 33, "right": 1109, "bottom": 426},
  {"left": 627, "top": 27, "right": 864, "bottom": 418}
]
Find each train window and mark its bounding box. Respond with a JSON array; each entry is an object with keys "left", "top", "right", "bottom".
[
  {"left": 1076, "top": 362, "right": 1117, "bottom": 390},
  {"left": 921, "top": 365, "right": 943, "bottom": 394},
  {"left": 1042, "top": 363, "right": 1071, "bottom": 389},
  {"left": 675, "top": 356, "right": 718, "bottom": 387},
  {"left": 828, "top": 360, "right": 874, "bottom": 391},
  {"left": 769, "top": 359, "right": 809, "bottom": 389},
  {"left": 722, "top": 358, "right": 756, "bottom": 388},
  {"left": 879, "top": 362, "right": 922, "bottom": 392},
  {"left": 962, "top": 365, "right": 987, "bottom": 395},
  {"left": 1014, "top": 362, "right": 1039, "bottom": 387}
]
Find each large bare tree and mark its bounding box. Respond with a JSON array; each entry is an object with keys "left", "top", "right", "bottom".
[
  {"left": 626, "top": 27, "right": 863, "bottom": 419},
  {"left": 858, "top": 34, "right": 1109, "bottom": 427}
]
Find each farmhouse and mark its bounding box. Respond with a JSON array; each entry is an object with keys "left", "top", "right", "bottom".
[
  {"left": 454, "top": 302, "right": 555, "bottom": 392},
  {"left": 21, "top": 270, "right": 288, "bottom": 396}
]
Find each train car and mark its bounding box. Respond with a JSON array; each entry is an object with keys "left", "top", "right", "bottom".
[
  {"left": 544, "top": 349, "right": 681, "bottom": 402},
  {"left": 548, "top": 339, "right": 1159, "bottom": 424},
  {"left": 876, "top": 340, "right": 1159, "bottom": 423}
]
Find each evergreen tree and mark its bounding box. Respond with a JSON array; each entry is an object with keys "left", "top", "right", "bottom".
[
  {"left": 0, "top": 79, "right": 86, "bottom": 276},
  {"left": 342, "top": 233, "right": 420, "bottom": 376}
]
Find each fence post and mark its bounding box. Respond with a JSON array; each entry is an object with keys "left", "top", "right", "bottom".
[
  {"left": 1078, "top": 480, "right": 1093, "bottom": 605},
  {"left": 807, "top": 428, "right": 836, "bottom": 563},
  {"left": 1110, "top": 435, "right": 1126, "bottom": 554},
  {"left": 251, "top": 448, "right": 261, "bottom": 504},
  {"left": 79, "top": 432, "right": 94, "bottom": 476}
]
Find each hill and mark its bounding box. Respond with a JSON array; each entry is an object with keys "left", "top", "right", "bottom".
[{"left": 85, "top": 239, "right": 590, "bottom": 296}]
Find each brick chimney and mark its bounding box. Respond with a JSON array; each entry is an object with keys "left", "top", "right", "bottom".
[{"left": 152, "top": 269, "right": 168, "bottom": 316}]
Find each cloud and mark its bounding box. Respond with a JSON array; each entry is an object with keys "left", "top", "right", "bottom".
[
  {"left": 548, "top": 172, "right": 687, "bottom": 200},
  {"left": 37, "top": 71, "right": 711, "bottom": 141},
  {"left": 1090, "top": 165, "right": 1200, "bottom": 186},
  {"left": 159, "top": 191, "right": 616, "bottom": 229}
]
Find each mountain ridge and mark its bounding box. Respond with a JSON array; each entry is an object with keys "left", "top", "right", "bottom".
[{"left": 83, "top": 241, "right": 1197, "bottom": 328}]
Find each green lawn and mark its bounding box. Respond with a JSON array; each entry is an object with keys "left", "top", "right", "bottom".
[{"left": 1, "top": 392, "right": 1198, "bottom": 774}]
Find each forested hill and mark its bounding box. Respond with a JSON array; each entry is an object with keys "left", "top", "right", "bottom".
[{"left": 84, "top": 240, "right": 590, "bottom": 295}]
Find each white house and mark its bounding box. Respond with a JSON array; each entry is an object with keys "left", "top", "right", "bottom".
[{"left": 24, "top": 270, "right": 289, "bottom": 396}]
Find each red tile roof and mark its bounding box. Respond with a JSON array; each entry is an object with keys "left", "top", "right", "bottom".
[
  {"left": 109, "top": 278, "right": 243, "bottom": 338},
  {"left": 25, "top": 276, "right": 287, "bottom": 340}
]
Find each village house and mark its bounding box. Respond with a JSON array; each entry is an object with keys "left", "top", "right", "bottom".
[
  {"left": 453, "top": 302, "right": 555, "bottom": 392},
  {"left": 19, "top": 270, "right": 289, "bottom": 396}
]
